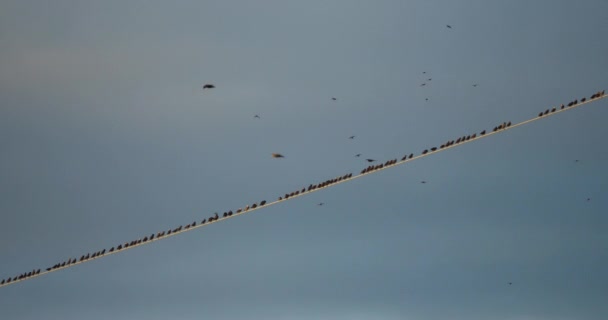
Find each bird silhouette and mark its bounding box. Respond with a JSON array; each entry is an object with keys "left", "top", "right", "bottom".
[
  {"left": 318, "top": 203, "right": 324, "bottom": 206},
  {"left": 587, "top": 198, "right": 591, "bottom": 201},
  {"left": 202, "top": 84, "right": 215, "bottom": 89},
  {"left": 355, "top": 154, "right": 361, "bottom": 157},
  {"left": 254, "top": 114, "right": 260, "bottom": 119},
  {"left": 473, "top": 84, "right": 478, "bottom": 87},
  {"left": 508, "top": 282, "right": 512, "bottom": 285},
  {"left": 420, "top": 83, "right": 426, "bottom": 86},
  {"left": 425, "top": 98, "right": 429, "bottom": 101},
  {"left": 271, "top": 153, "right": 285, "bottom": 158},
  {"left": 422, "top": 71, "right": 427, "bottom": 74},
  {"left": 420, "top": 181, "right": 427, "bottom": 184},
  {"left": 366, "top": 159, "right": 376, "bottom": 162},
  {"left": 446, "top": 25, "right": 452, "bottom": 29},
  {"left": 349, "top": 135, "right": 355, "bottom": 139},
  {"left": 428, "top": 78, "right": 432, "bottom": 81},
  {"left": 332, "top": 97, "right": 337, "bottom": 101}
]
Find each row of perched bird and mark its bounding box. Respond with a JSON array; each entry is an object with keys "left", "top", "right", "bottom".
[
  {"left": 277, "top": 173, "right": 354, "bottom": 201},
  {"left": 2, "top": 90, "right": 605, "bottom": 287},
  {"left": 538, "top": 90, "right": 604, "bottom": 117},
  {"left": 0, "top": 199, "right": 270, "bottom": 286}
]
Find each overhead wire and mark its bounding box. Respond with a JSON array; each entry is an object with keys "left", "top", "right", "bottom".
[{"left": 1, "top": 92, "right": 605, "bottom": 289}]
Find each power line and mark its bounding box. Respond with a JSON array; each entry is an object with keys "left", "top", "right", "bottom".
[{"left": 1, "top": 91, "right": 605, "bottom": 289}]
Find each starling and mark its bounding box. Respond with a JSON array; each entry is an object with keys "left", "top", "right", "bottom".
[{"left": 202, "top": 84, "right": 215, "bottom": 89}]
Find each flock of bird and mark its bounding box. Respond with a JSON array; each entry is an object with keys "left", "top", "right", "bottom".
[{"left": 1, "top": 88, "right": 605, "bottom": 288}]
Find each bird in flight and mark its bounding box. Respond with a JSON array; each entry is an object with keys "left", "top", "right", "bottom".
[
  {"left": 472, "top": 84, "right": 478, "bottom": 87},
  {"left": 271, "top": 153, "right": 285, "bottom": 158},
  {"left": 366, "top": 159, "right": 376, "bottom": 163},
  {"left": 508, "top": 282, "right": 513, "bottom": 285},
  {"left": 428, "top": 78, "right": 432, "bottom": 81},
  {"left": 420, "top": 83, "right": 426, "bottom": 87},
  {"left": 332, "top": 97, "right": 337, "bottom": 101},
  {"left": 254, "top": 115, "right": 260, "bottom": 119},
  {"left": 420, "top": 181, "right": 427, "bottom": 184},
  {"left": 318, "top": 203, "right": 324, "bottom": 206},
  {"left": 202, "top": 84, "right": 215, "bottom": 89},
  {"left": 575, "top": 159, "right": 579, "bottom": 163},
  {"left": 425, "top": 98, "right": 429, "bottom": 101},
  {"left": 446, "top": 25, "right": 452, "bottom": 29},
  {"left": 349, "top": 135, "right": 355, "bottom": 139},
  {"left": 422, "top": 71, "right": 427, "bottom": 74},
  {"left": 587, "top": 198, "right": 591, "bottom": 201}
]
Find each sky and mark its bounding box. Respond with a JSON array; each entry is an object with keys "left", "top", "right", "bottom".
[{"left": 1, "top": 0, "right": 607, "bottom": 319}]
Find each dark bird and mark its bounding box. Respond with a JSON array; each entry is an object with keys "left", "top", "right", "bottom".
[
  {"left": 575, "top": 159, "right": 579, "bottom": 163},
  {"left": 446, "top": 25, "right": 452, "bottom": 29},
  {"left": 272, "top": 153, "right": 285, "bottom": 158},
  {"left": 202, "top": 84, "right": 215, "bottom": 89},
  {"left": 254, "top": 114, "right": 260, "bottom": 119},
  {"left": 587, "top": 198, "right": 591, "bottom": 201},
  {"left": 425, "top": 98, "right": 429, "bottom": 101},
  {"left": 332, "top": 97, "right": 337, "bottom": 101},
  {"left": 420, "top": 83, "right": 426, "bottom": 86},
  {"left": 421, "top": 181, "right": 427, "bottom": 184},
  {"left": 355, "top": 154, "right": 361, "bottom": 157},
  {"left": 422, "top": 71, "right": 426, "bottom": 74},
  {"left": 428, "top": 78, "right": 432, "bottom": 81},
  {"left": 472, "top": 84, "right": 478, "bottom": 87},
  {"left": 349, "top": 135, "right": 355, "bottom": 139},
  {"left": 318, "top": 203, "right": 324, "bottom": 206},
  {"left": 509, "top": 282, "right": 512, "bottom": 285},
  {"left": 366, "top": 159, "right": 376, "bottom": 162}
]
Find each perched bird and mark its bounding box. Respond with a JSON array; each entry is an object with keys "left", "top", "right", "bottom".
[
  {"left": 202, "top": 84, "right": 215, "bottom": 89},
  {"left": 272, "top": 153, "right": 285, "bottom": 158},
  {"left": 349, "top": 135, "right": 355, "bottom": 139},
  {"left": 254, "top": 114, "right": 260, "bottom": 119},
  {"left": 366, "top": 159, "right": 376, "bottom": 163},
  {"left": 355, "top": 154, "right": 361, "bottom": 157},
  {"left": 446, "top": 25, "right": 452, "bottom": 29}
]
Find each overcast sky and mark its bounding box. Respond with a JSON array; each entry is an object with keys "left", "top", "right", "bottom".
[{"left": 1, "top": 1, "right": 607, "bottom": 319}]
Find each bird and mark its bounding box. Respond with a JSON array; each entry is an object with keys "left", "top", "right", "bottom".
[
  {"left": 349, "top": 135, "right": 355, "bottom": 139},
  {"left": 446, "top": 25, "right": 452, "bottom": 29},
  {"left": 575, "top": 159, "right": 579, "bottom": 163},
  {"left": 366, "top": 159, "right": 376, "bottom": 162},
  {"left": 422, "top": 71, "right": 426, "bottom": 74},
  {"left": 272, "top": 153, "right": 285, "bottom": 158},
  {"left": 202, "top": 84, "right": 215, "bottom": 89},
  {"left": 425, "top": 98, "right": 429, "bottom": 101},
  {"left": 420, "top": 181, "right": 427, "bottom": 184},
  {"left": 420, "top": 83, "right": 426, "bottom": 86},
  {"left": 254, "top": 114, "right": 260, "bottom": 119},
  {"left": 472, "top": 84, "right": 478, "bottom": 87},
  {"left": 587, "top": 198, "right": 591, "bottom": 201},
  {"left": 355, "top": 154, "right": 361, "bottom": 157},
  {"left": 428, "top": 78, "right": 432, "bottom": 81},
  {"left": 331, "top": 97, "right": 337, "bottom": 101},
  {"left": 508, "top": 282, "right": 512, "bottom": 285},
  {"left": 318, "top": 203, "right": 324, "bottom": 206}
]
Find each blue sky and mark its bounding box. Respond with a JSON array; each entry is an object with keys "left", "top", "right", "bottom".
[{"left": 1, "top": 1, "right": 607, "bottom": 319}]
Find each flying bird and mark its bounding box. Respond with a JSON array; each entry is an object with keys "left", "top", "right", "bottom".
[
  {"left": 332, "top": 97, "right": 337, "bottom": 101},
  {"left": 420, "top": 83, "right": 426, "bottom": 86},
  {"left": 508, "top": 282, "right": 512, "bottom": 285},
  {"left": 271, "top": 153, "right": 285, "bottom": 158},
  {"left": 428, "top": 78, "right": 432, "bottom": 81},
  {"left": 420, "top": 181, "right": 427, "bottom": 184},
  {"left": 349, "top": 135, "right": 355, "bottom": 139},
  {"left": 254, "top": 114, "right": 260, "bottom": 119},
  {"left": 587, "top": 198, "right": 591, "bottom": 201},
  {"left": 318, "top": 203, "right": 324, "bottom": 206},
  {"left": 355, "top": 154, "right": 361, "bottom": 157},
  {"left": 202, "top": 84, "right": 215, "bottom": 89},
  {"left": 446, "top": 25, "right": 452, "bottom": 29},
  {"left": 473, "top": 84, "right": 478, "bottom": 87},
  {"left": 366, "top": 159, "right": 376, "bottom": 163}
]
